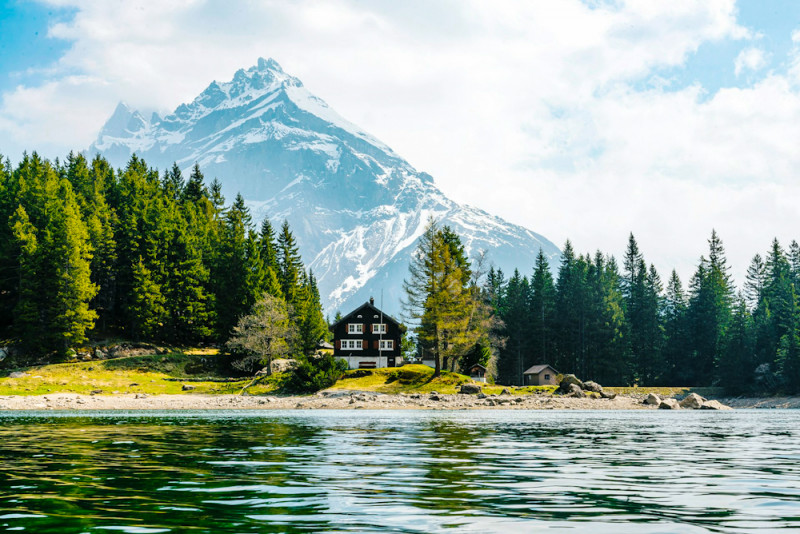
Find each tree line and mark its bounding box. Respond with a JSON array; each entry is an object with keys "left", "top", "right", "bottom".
[
  {"left": 0, "top": 152, "right": 328, "bottom": 362},
  {"left": 488, "top": 232, "right": 800, "bottom": 393}
]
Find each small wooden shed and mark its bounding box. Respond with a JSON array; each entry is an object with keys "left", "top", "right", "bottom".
[
  {"left": 523, "top": 364, "right": 559, "bottom": 386},
  {"left": 469, "top": 364, "right": 487, "bottom": 383}
]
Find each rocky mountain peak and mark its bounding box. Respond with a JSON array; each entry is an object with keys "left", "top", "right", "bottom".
[{"left": 88, "top": 58, "right": 560, "bottom": 314}]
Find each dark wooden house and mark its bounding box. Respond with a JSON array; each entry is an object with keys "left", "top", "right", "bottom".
[{"left": 331, "top": 298, "right": 404, "bottom": 369}]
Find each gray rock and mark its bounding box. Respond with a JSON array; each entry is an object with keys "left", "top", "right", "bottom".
[
  {"left": 658, "top": 398, "right": 680, "bottom": 410},
  {"left": 679, "top": 392, "right": 706, "bottom": 409},
  {"left": 600, "top": 391, "right": 617, "bottom": 400},
  {"left": 699, "top": 399, "right": 732, "bottom": 411},
  {"left": 567, "top": 383, "right": 585, "bottom": 398},
  {"left": 583, "top": 381, "right": 603, "bottom": 393},
  {"left": 558, "top": 374, "right": 585, "bottom": 392},
  {"left": 429, "top": 393, "right": 441, "bottom": 401},
  {"left": 643, "top": 393, "right": 661, "bottom": 406},
  {"left": 8, "top": 371, "right": 27, "bottom": 379},
  {"left": 459, "top": 384, "right": 482, "bottom": 395},
  {"left": 94, "top": 349, "right": 107, "bottom": 360},
  {"left": 477, "top": 392, "right": 486, "bottom": 399},
  {"left": 181, "top": 384, "right": 196, "bottom": 391},
  {"left": 500, "top": 388, "right": 512, "bottom": 396},
  {"left": 0, "top": 347, "right": 7, "bottom": 361}
]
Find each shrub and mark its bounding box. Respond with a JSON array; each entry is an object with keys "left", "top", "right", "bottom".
[{"left": 286, "top": 354, "right": 348, "bottom": 393}]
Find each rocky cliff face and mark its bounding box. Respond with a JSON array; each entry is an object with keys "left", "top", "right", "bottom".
[{"left": 88, "top": 58, "right": 560, "bottom": 315}]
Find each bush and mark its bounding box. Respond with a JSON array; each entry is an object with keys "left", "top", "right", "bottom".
[{"left": 286, "top": 354, "right": 348, "bottom": 393}]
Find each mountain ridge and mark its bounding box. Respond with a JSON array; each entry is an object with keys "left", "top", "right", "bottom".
[{"left": 88, "top": 57, "right": 560, "bottom": 315}]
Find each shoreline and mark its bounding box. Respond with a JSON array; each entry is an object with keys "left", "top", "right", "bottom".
[{"left": 0, "top": 391, "right": 785, "bottom": 411}]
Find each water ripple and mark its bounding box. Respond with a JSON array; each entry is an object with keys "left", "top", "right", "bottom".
[{"left": 0, "top": 410, "right": 798, "bottom": 532}]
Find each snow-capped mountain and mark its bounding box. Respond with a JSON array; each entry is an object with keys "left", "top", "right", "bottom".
[{"left": 88, "top": 57, "right": 560, "bottom": 315}]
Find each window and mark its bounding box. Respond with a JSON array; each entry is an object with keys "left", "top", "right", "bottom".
[
  {"left": 372, "top": 323, "right": 387, "bottom": 334},
  {"left": 341, "top": 339, "right": 362, "bottom": 350},
  {"left": 347, "top": 323, "right": 363, "bottom": 334},
  {"left": 379, "top": 340, "right": 394, "bottom": 350},
  {"left": 544, "top": 374, "right": 550, "bottom": 380}
]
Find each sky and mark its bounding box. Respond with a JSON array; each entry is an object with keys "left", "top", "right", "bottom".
[{"left": 1, "top": 0, "right": 799, "bottom": 286}]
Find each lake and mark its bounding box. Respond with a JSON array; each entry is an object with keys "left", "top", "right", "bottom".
[{"left": 0, "top": 410, "right": 798, "bottom": 533}]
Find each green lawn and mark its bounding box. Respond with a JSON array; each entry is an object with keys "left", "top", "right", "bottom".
[
  {"left": 0, "top": 353, "right": 283, "bottom": 396},
  {"left": 327, "top": 364, "right": 557, "bottom": 395}
]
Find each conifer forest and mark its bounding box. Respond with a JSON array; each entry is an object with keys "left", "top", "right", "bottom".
[
  {"left": 1, "top": 152, "right": 799, "bottom": 394},
  {"left": 0, "top": 152, "right": 328, "bottom": 363}
]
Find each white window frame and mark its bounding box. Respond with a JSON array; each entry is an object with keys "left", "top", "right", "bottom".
[
  {"left": 341, "top": 339, "right": 363, "bottom": 350},
  {"left": 347, "top": 323, "right": 363, "bottom": 334},
  {"left": 379, "top": 339, "right": 394, "bottom": 350},
  {"left": 372, "top": 323, "right": 387, "bottom": 334}
]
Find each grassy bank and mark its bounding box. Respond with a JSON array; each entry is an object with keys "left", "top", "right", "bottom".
[
  {"left": 328, "top": 365, "right": 557, "bottom": 395},
  {"left": 0, "top": 354, "right": 722, "bottom": 398},
  {"left": 0, "top": 353, "right": 282, "bottom": 396}
]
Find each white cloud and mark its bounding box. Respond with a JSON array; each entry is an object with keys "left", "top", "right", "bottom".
[
  {"left": 2, "top": 0, "right": 799, "bottom": 286},
  {"left": 734, "top": 47, "right": 767, "bottom": 76}
]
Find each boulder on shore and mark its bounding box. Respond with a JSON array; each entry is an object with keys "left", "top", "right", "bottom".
[
  {"left": 500, "top": 388, "right": 512, "bottom": 396},
  {"left": 459, "top": 384, "right": 482, "bottom": 395},
  {"left": 583, "top": 380, "right": 603, "bottom": 393},
  {"left": 699, "top": 399, "right": 732, "bottom": 411},
  {"left": 643, "top": 393, "right": 661, "bottom": 406},
  {"left": 558, "top": 374, "right": 584, "bottom": 393},
  {"left": 566, "top": 383, "right": 585, "bottom": 398},
  {"left": 600, "top": 391, "right": 617, "bottom": 400},
  {"left": 658, "top": 398, "right": 680, "bottom": 410},
  {"left": 679, "top": 392, "right": 706, "bottom": 409}
]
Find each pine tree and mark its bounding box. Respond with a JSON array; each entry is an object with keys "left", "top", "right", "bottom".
[
  {"left": 183, "top": 163, "right": 207, "bottom": 203},
  {"left": 686, "top": 230, "right": 734, "bottom": 385},
  {"left": 259, "top": 218, "right": 282, "bottom": 298},
  {"left": 663, "top": 270, "right": 689, "bottom": 384},
  {"left": 403, "top": 219, "right": 477, "bottom": 376},
  {"left": 719, "top": 294, "right": 754, "bottom": 394},
  {"left": 776, "top": 286, "right": 800, "bottom": 393},
  {"left": 11, "top": 159, "right": 97, "bottom": 355},
  {"left": 277, "top": 220, "right": 303, "bottom": 305},
  {"left": 529, "top": 248, "right": 556, "bottom": 373}
]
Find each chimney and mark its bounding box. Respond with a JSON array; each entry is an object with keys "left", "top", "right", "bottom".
[{"left": 370, "top": 297, "right": 375, "bottom": 306}]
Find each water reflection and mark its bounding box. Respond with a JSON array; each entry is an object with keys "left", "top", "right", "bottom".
[{"left": 0, "top": 410, "right": 798, "bottom": 532}]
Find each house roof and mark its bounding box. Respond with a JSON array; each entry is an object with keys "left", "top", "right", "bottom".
[
  {"left": 523, "top": 364, "right": 558, "bottom": 375},
  {"left": 469, "top": 364, "right": 487, "bottom": 371},
  {"left": 330, "top": 300, "right": 402, "bottom": 329}
]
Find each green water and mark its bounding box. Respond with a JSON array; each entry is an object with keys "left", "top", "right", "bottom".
[{"left": 0, "top": 410, "right": 798, "bottom": 533}]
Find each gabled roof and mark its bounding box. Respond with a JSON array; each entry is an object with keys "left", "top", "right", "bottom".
[
  {"left": 331, "top": 300, "right": 401, "bottom": 329},
  {"left": 469, "top": 364, "right": 487, "bottom": 371},
  {"left": 523, "top": 364, "right": 558, "bottom": 375}
]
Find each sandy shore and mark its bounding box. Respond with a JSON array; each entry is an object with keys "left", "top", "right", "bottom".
[{"left": 0, "top": 391, "right": 667, "bottom": 411}]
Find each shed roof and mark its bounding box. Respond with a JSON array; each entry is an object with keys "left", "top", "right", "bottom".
[
  {"left": 523, "top": 364, "right": 558, "bottom": 375},
  {"left": 469, "top": 364, "right": 486, "bottom": 371}
]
